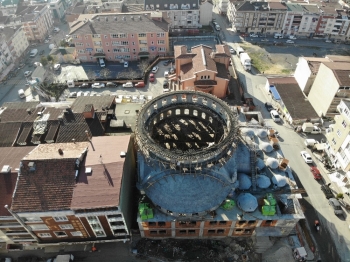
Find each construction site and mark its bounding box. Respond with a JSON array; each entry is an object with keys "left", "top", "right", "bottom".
[{"left": 133, "top": 91, "right": 307, "bottom": 259}]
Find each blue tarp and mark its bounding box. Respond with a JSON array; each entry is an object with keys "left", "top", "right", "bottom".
[{"left": 269, "top": 85, "right": 281, "bottom": 101}]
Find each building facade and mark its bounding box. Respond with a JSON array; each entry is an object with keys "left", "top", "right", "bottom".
[
  {"left": 19, "top": 4, "right": 54, "bottom": 43},
  {"left": 1, "top": 26, "right": 30, "bottom": 63},
  {"left": 49, "top": 0, "right": 67, "bottom": 20},
  {"left": 0, "top": 38, "right": 13, "bottom": 74},
  {"left": 70, "top": 14, "right": 169, "bottom": 62},
  {"left": 199, "top": 1, "right": 213, "bottom": 26}
]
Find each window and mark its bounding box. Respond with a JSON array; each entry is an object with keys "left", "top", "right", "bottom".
[
  {"left": 30, "top": 224, "right": 49, "bottom": 230},
  {"left": 138, "top": 33, "right": 147, "bottom": 37},
  {"left": 59, "top": 224, "right": 74, "bottom": 230},
  {"left": 157, "top": 32, "right": 165, "bottom": 37},
  {"left": 158, "top": 47, "right": 166, "bottom": 52},
  {"left": 150, "top": 231, "right": 157, "bottom": 234},
  {"left": 139, "top": 40, "right": 147, "bottom": 44},
  {"left": 86, "top": 216, "right": 106, "bottom": 237},
  {"left": 217, "top": 229, "right": 224, "bottom": 234},
  {"left": 149, "top": 222, "right": 156, "bottom": 226},
  {"left": 209, "top": 221, "right": 217, "bottom": 225},
  {"left": 342, "top": 120, "right": 347, "bottom": 128},
  {"left": 75, "top": 43, "right": 84, "bottom": 47},
  {"left": 248, "top": 220, "right": 256, "bottom": 224},
  {"left": 54, "top": 231, "right": 68, "bottom": 237},
  {"left": 179, "top": 230, "right": 186, "bottom": 234},
  {"left": 332, "top": 138, "right": 337, "bottom": 145},
  {"left": 92, "top": 34, "right": 100, "bottom": 38},
  {"left": 38, "top": 233, "right": 51, "bottom": 238},
  {"left": 188, "top": 230, "right": 195, "bottom": 234},
  {"left": 219, "top": 221, "right": 227, "bottom": 225},
  {"left": 121, "top": 41, "right": 129, "bottom": 45},
  {"left": 140, "top": 47, "right": 148, "bottom": 52},
  {"left": 106, "top": 43, "right": 109, "bottom": 46},
  {"left": 208, "top": 230, "right": 215, "bottom": 234},
  {"left": 112, "top": 41, "right": 120, "bottom": 46},
  {"left": 53, "top": 216, "right": 68, "bottom": 222},
  {"left": 132, "top": 42, "right": 135, "bottom": 45},
  {"left": 337, "top": 130, "right": 342, "bottom": 137},
  {"left": 23, "top": 217, "right": 42, "bottom": 222},
  {"left": 244, "top": 229, "right": 251, "bottom": 234},
  {"left": 238, "top": 220, "right": 246, "bottom": 225},
  {"left": 71, "top": 231, "right": 83, "bottom": 236},
  {"left": 159, "top": 230, "right": 166, "bottom": 234},
  {"left": 157, "top": 40, "right": 165, "bottom": 44},
  {"left": 158, "top": 222, "right": 166, "bottom": 226},
  {"left": 111, "top": 34, "right": 118, "bottom": 38}
]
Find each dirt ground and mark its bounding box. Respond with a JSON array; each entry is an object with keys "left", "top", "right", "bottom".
[
  {"left": 135, "top": 238, "right": 260, "bottom": 262},
  {"left": 239, "top": 42, "right": 298, "bottom": 75}
]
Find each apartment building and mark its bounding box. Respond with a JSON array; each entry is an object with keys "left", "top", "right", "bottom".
[
  {"left": 144, "top": 0, "right": 201, "bottom": 28},
  {"left": 0, "top": 38, "right": 13, "bottom": 75},
  {"left": 326, "top": 100, "right": 350, "bottom": 172},
  {"left": 174, "top": 44, "right": 231, "bottom": 98},
  {"left": 227, "top": 1, "right": 287, "bottom": 35},
  {"left": 70, "top": 13, "right": 169, "bottom": 62},
  {"left": 218, "top": 0, "right": 229, "bottom": 14},
  {"left": 17, "top": 4, "right": 54, "bottom": 42},
  {"left": 49, "top": 0, "right": 67, "bottom": 20},
  {"left": 307, "top": 61, "right": 350, "bottom": 117},
  {"left": 8, "top": 136, "right": 135, "bottom": 247},
  {"left": 322, "top": 7, "right": 350, "bottom": 40},
  {"left": 199, "top": 1, "right": 213, "bottom": 26},
  {"left": 1, "top": 25, "right": 29, "bottom": 63}
]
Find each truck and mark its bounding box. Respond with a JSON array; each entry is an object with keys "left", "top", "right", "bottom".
[
  {"left": 240, "top": 52, "right": 251, "bottom": 71},
  {"left": 236, "top": 46, "right": 244, "bottom": 56},
  {"left": 29, "top": 49, "right": 38, "bottom": 57},
  {"left": 302, "top": 123, "right": 321, "bottom": 134}
]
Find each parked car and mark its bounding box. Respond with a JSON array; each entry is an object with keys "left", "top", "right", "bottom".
[
  {"left": 270, "top": 110, "right": 280, "bottom": 122},
  {"left": 18, "top": 89, "right": 25, "bottom": 98},
  {"left": 240, "top": 33, "right": 249, "bottom": 37},
  {"left": 325, "top": 39, "right": 332, "bottom": 43},
  {"left": 124, "top": 61, "right": 129, "bottom": 67},
  {"left": 68, "top": 92, "right": 77, "bottom": 98},
  {"left": 83, "top": 91, "right": 90, "bottom": 96},
  {"left": 164, "top": 71, "right": 169, "bottom": 78},
  {"left": 289, "top": 35, "right": 297, "bottom": 39},
  {"left": 53, "top": 27, "right": 60, "bottom": 33},
  {"left": 151, "top": 66, "right": 159, "bottom": 73},
  {"left": 79, "top": 83, "right": 90, "bottom": 88},
  {"left": 24, "top": 71, "right": 32, "bottom": 77},
  {"left": 310, "top": 166, "right": 322, "bottom": 180},
  {"left": 300, "top": 151, "right": 313, "bottom": 164},
  {"left": 123, "top": 82, "right": 133, "bottom": 88},
  {"left": 48, "top": 35, "right": 52, "bottom": 39},
  {"left": 34, "top": 62, "right": 42, "bottom": 67},
  {"left": 229, "top": 48, "right": 236, "bottom": 54},
  {"left": 250, "top": 33, "right": 259, "bottom": 37},
  {"left": 90, "top": 91, "right": 97, "bottom": 96},
  {"left": 286, "top": 40, "right": 295, "bottom": 44},
  {"left": 163, "top": 79, "right": 169, "bottom": 88},
  {"left": 261, "top": 39, "right": 269, "bottom": 42},
  {"left": 163, "top": 60, "right": 170, "bottom": 66},
  {"left": 92, "top": 83, "right": 105, "bottom": 88},
  {"left": 149, "top": 73, "right": 155, "bottom": 82},
  {"left": 321, "top": 185, "right": 333, "bottom": 199},
  {"left": 328, "top": 198, "right": 343, "bottom": 215},
  {"left": 53, "top": 64, "right": 61, "bottom": 70},
  {"left": 273, "top": 41, "right": 284, "bottom": 46},
  {"left": 44, "top": 39, "right": 49, "bottom": 44},
  {"left": 77, "top": 91, "right": 83, "bottom": 97},
  {"left": 264, "top": 102, "right": 274, "bottom": 112},
  {"left": 135, "top": 81, "right": 145, "bottom": 88},
  {"left": 106, "top": 82, "right": 117, "bottom": 87},
  {"left": 39, "top": 50, "right": 44, "bottom": 55}
]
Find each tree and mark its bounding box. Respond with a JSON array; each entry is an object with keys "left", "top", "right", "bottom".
[
  {"left": 40, "top": 56, "right": 48, "bottom": 67},
  {"left": 117, "top": 68, "right": 139, "bottom": 80},
  {"left": 100, "top": 68, "right": 111, "bottom": 80},
  {"left": 39, "top": 81, "right": 67, "bottom": 102},
  {"left": 86, "top": 70, "right": 97, "bottom": 81},
  {"left": 137, "top": 59, "right": 150, "bottom": 74}
]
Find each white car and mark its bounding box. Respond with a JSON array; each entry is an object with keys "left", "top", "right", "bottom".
[
  {"left": 164, "top": 71, "right": 169, "bottom": 78},
  {"left": 68, "top": 92, "right": 77, "bottom": 98},
  {"left": 289, "top": 35, "right": 297, "bottom": 40},
  {"left": 48, "top": 35, "right": 52, "bottom": 39},
  {"left": 261, "top": 39, "right": 269, "bottom": 42},
  {"left": 90, "top": 91, "right": 97, "bottom": 96},
  {"left": 250, "top": 33, "right": 259, "bottom": 37},
  {"left": 147, "top": 95, "right": 153, "bottom": 101},
  {"left": 151, "top": 66, "right": 159, "bottom": 73},
  {"left": 229, "top": 48, "right": 235, "bottom": 54},
  {"left": 286, "top": 40, "right": 294, "bottom": 44},
  {"left": 83, "top": 91, "right": 90, "bottom": 96},
  {"left": 77, "top": 91, "right": 83, "bottom": 97},
  {"left": 325, "top": 39, "right": 332, "bottom": 43},
  {"left": 124, "top": 61, "right": 129, "bottom": 67},
  {"left": 44, "top": 39, "right": 49, "bottom": 44},
  {"left": 92, "top": 83, "right": 105, "bottom": 88},
  {"left": 132, "top": 95, "right": 139, "bottom": 102},
  {"left": 53, "top": 27, "right": 60, "bottom": 33},
  {"left": 270, "top": 110, "right": 281, "bottom": 122},
  {"left": 301, "top": 151, "right": 313, "bottom": 164},
  {"left": 123, "top": 82, "right": 133, "bottom": 88},
  {"left": 53, "top": 64, "right": 61, "bottom": 70},
  {"left": 24, "top": 71, "right": 32, "bottom": 77},
  {"left": 34, "top": 62, "right": 42, "bottom": 67}
]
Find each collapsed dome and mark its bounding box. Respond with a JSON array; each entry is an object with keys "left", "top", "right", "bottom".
[{"left": 135, "top": 91, "right": 240, "bottom": 217}]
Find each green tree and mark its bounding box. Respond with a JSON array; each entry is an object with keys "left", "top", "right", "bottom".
[
  {"left": 39, "top": 81, "right": 67, "bottom": 102},
  {"left": 40, "top": 56, "right": 48, "bottom": 66}
]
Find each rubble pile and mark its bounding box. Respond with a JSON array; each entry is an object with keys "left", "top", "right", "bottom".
[{"left": 135, "top": 238, "right": 260, "bottom": 262}]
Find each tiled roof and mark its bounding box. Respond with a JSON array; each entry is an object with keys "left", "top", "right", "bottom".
[
  {"left": 0, "top": 107, "right": 43, "bottom": 123},
  {"left": 267, "top": 77, "right": 319, "bottom": 120},
  {"left": 71, "top": 136, "right": 130, "bottom": 209},
  {"left": 215, "top": 45, "right": 231, "bottom": 57},
  {"left": 322, "top": 62, "right": 350, "bottom": 86},
  {"left": 191, "top": 45, "right": 217, "bottom": 73},
  {"left": 0, "top": 122, "right": 22, "bottom": 147},
  {"left": 144, "top": 0, "right": 199, "bottom": 10},
  {"left": 216, "top": 63, "right": 229, "bottom": 79},
  {"left": 180, "top": 63, "right": 196, "bottom": 81},
  {"left": 17, "top": 122, "right": 33, "bottom": 146},
  {"left": 174, "top": 45, "right": 188, "bottom": 58},
  {"left": 326, "top": 55, "right": 350, "bottom": 63},
  {"left": 1, "top": 101, "right": 39, "bottom": 110},
  {"left": 11, "top": 143, "right": 89, "bottom": 212},
  {"left": 45, "top": 121, "right": 60, "bottom": 143},
  {"left": 56, "top": 112, "right": 92, "bottom": 143},
  {"left": 71, "top": 96, "right": 115, "bottom": 113},
  {"left": 0, "top": 147, "right": 36, "bottom": 216},
  {"left": 70, "top": 14, "right": 169, "bottom": 35}
]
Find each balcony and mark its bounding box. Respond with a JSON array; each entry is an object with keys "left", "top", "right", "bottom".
[
  {"left": 0, "top": 223, "right": 22, "bottom": 228},
  {"left": 108, "top": 217, "right": 123, "bottom": 222}
]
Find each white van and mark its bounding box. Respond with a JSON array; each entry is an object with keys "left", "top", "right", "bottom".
[
  {"left": 270, "top": 110, "right": 281, "bottom": 122},
  {"left": 99, "top": 58, "right": 105, "bottom": 68},
  {"left": 18, "top": 89, "right": 25, "bottom": 98}
]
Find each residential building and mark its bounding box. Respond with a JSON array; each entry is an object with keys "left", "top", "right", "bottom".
[
  {"left": 326, "top": 100, "right": 350, "bottom": 172},
  {"left": 0, "top": 37, "right": 13, "bottom": 75},
  {"left": 307, "top": 62, "right": 350, "bottom": 117},
  {"left": 144, "top": 0, "right": 201, "bottom": 28},
  {"left": 17, "top": 4, "right": 54, "bottom": 43},
  {"left": 199, "top": 0, "right": 213, "bottom": 26},
  {"left": 173, "top": 44, "right": 231, "bottom": 98},
  {"left": 135, "top": 91, "right": 304, "bottom": 239},
  {"left": 0, "top": 147, "right": 37, "bottom": 246},
  {"left": 218, "top": 0, "right": 228, "bottom": 14},
  {"left": 66, "top": 3, "right": 88, "bottom": 23},
  {"left": 1, "top": 25, "right": 30, "bottom": 63},
  {"left": 9, "top": 136, "right": 135, "bottom": 247},
  {"left": 264, "top": 77, "right": 319, "bottom": 125},
  {"left": 69, "top": 13, "right": 169, "bottom": 62},
  {"left": 227, "top": 1, "right": 287, "bottom": 35},
  {"left": 49, "top": 0, "right": 67, "bottom": 20}
]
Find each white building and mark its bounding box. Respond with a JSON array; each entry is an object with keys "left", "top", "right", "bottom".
[
  {"left": 49, "top": 0, "right": 67, "bottom": 20},
  {"left": 1, "top": 26, "right": 30, "bottom": 63},
  {"left": 199, "top": 0, "right": 213, "bottom": 26},
  {"left": 218, "top": 0, "right": 228, "bottom": 14}
]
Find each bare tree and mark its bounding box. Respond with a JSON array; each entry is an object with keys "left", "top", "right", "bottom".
[
  {"left": 39, "top": 81, "right": 67, "bottom": 102},
  {"left": 138, "top": 59, "right": 150, "bottom": 74},
  {"left": 100, "top": 68, "right": 111, "bottom": 80},
  {"left": 117, "top": 68, "right": 139, "bottom": 80},
  {"left": 86, "top": 70, "right": 97, "bottom": 82}
]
